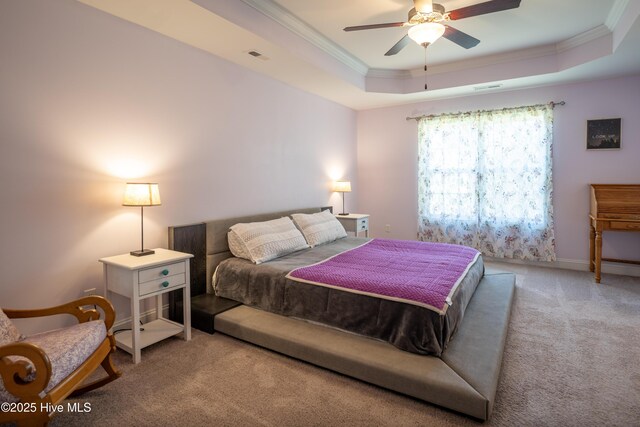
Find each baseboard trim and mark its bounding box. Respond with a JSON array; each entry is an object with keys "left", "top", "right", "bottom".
[{"left": 484, "top": 256, "right": 640, "bottom": 277}]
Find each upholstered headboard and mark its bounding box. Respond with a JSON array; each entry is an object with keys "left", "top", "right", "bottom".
[{"left": 168, "top": 207, "right": 331, "bottom": 298}]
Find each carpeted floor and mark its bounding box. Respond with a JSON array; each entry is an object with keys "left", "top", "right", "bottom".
[{"left": 51, "top": 263, "right": 640, "bottom": 426}]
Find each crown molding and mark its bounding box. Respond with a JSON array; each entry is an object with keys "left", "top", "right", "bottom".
[
  {"left": 605, "top": 0, "right": 630, "bottom": 30},
  {"left": 556, "top": 24, "right": 611, "bottom": 53},
  {"left": 239, "top": 0, "right": 369, "bottom": 76}
]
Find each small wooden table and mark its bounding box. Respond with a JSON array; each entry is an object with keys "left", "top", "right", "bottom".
[{"left": 589, "top": 184, "right": 640, "bottom": 283}]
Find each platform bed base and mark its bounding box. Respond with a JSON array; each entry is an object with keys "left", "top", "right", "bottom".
[{"left": 214, "top": 271, "right": 515, "bottom": 421}]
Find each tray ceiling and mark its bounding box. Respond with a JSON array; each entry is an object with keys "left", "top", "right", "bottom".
[{"left": 78, "top": 0, "right": 640, "bottom": 109}]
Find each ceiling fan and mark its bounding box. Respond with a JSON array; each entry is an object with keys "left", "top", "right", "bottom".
[{"left": 344, "top": 0, "right": 522, "bottom": 56}]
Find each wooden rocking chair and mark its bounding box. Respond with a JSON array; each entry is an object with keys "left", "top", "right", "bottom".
[{"left": 0, "top": 296, "right": 121, "bottom": 426}]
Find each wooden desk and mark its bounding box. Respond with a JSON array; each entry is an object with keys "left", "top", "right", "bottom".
[{"left": 589, "top": 184, "right": 640, "bottom": 283}]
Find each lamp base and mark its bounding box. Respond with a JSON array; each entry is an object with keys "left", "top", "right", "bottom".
[
  {"left": 337, "top": 212, "right": 350, "bottom": 216},
  {"left": 130, "top": 249, "right": 155, "bottom": 257}
]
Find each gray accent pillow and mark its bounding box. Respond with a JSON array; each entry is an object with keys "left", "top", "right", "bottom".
[
  {"left": 228, "top": 217, "right": 309, "bottom": 264},
  {"left": 291, "top": 210, "right": 347, "bottom": 247}
]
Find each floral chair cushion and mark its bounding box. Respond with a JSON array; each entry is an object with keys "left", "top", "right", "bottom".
[
  {"left": 0, "top": 320, "right": 106, "bottom": 403},
  {"left": 0, "top": 309, "right": 22, "bottom": 345}
]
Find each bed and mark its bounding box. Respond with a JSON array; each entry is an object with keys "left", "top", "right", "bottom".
[
  {"left": 168, "top": 207, "right": 515, "bottom": 420},
  {"left": 213, "top": 237, "right": 484, "bottom": 356}
]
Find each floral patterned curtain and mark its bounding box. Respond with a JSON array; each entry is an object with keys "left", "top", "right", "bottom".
[{"left": 417, "top": 104, "right": 556, "bottom": 261}]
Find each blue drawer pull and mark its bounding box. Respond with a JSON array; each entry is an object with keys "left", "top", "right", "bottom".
[
  {"left": 161, "top": 281, "right": 170, "bottom": 288},
  {"left": 161, "top": 269, "right": 170, "bottom": 276}
]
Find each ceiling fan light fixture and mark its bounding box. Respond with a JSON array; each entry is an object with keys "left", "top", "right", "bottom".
[{"left": 408, "top": 22, "right": 445, "bottom": 46}]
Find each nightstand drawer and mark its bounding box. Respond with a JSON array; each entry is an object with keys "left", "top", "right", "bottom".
[
  {"left": 358, "top": 218, "right": 369, "bottom": 230},
  {"left": 139, "top": 261, "right": 185, "bottom": 283},
  {"left": 139, "top": 274, "right": 186, "bottom": 296}
]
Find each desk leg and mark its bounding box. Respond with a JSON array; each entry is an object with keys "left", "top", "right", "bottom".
[
  {"left": 589, "top": 224, "right": 595, "bottom": 272},
  {"left": 594, "top": 229, "right": 602, "bottom": 284}
]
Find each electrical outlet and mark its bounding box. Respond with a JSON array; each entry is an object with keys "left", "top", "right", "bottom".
[
  {"left": 385, "top": 224, "right": 391, "bottom": 233},
  {"left": 83, "top": 288, "right": 97, "bottom": 297}
]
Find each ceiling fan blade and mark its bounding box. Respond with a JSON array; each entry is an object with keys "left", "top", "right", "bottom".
[
  {"left": 343, "top": 22, "right": 405, "bottom": 32},
  {"left": 443, "top": 26, "right": 480, "bottom": 49},
  {"left": 384, "top": 34, "right": 411, "bottom": 56},
  {"left": 448, "top": 0, "right": 521, "bottom": 21}
]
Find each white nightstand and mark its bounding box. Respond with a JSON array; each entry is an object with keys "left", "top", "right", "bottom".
[
  {"left": 335, "top": 213, "right": 370, "bottom": 237},
  {"left": 99, "top": 248, "right": 193, "bottom": 364}
]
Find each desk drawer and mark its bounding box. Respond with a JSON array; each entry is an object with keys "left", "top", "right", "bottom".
[
  {"left": 139, "top": 262, "right": 185, "bottom": 283},
  {"left": 358, "top": 218, "right": 369, "bottom": 231},
  {"left": 139, "top": 274, "right": 186, "bottom": 296},
  {"left": 610, "top": 221, "right": 640, "bottom": 231}
]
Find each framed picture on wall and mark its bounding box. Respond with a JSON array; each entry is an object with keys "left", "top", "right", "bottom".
[{"left": 586, "top": 118, "right": 621, "bottom": 150}]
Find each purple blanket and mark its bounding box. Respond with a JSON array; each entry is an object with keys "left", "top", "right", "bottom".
[{"left": 286, "top": 239, "right": 480, "bottom": 314}]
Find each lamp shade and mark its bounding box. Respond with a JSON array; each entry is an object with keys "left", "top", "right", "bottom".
[
  {"left": 408, "top": 22, "right": 445, "bottom": 46},
  {"left": 332, "top": 181, "right": 352, "bottom": 193},
  {"left": 123, "top": 183, "right": 162, "bottom": 206}
]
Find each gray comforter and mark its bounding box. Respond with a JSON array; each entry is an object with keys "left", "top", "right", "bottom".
[{"left": 213, "top": 237, "right": 484, "bottom": 356}]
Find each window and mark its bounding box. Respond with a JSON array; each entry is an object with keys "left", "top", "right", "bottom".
[{"left": 417, "top": 104, "right": 556, "bottom": 261}]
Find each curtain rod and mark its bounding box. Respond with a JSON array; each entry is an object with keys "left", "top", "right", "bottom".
[{"left": 405, "top": 101, "right": 566, "bottom": 121}]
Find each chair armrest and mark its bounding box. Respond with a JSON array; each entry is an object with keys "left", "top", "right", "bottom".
[
  {"left": 0, "top": 342, "right": 52, "bottom": 401},
  {"left": 4, "top": 296, "right": 116, "bottom": 330}
]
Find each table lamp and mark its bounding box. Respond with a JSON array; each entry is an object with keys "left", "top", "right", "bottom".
[
  {"left": 332, "top": 181, "right": 351, "bottom": 216},
  {"left": 123, "top": 183, "right": 161, "bottom": 256}
]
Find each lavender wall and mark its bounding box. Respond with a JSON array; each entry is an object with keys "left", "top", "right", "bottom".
[
  {"left": 0, "top": 1, "right": 356, "bottom": 332},
  {"left": 357, "top": 75, "right": 640, "bottom": 268}
]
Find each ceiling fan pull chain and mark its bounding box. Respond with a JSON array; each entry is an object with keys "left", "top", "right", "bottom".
[{"left": 424, "top": 46, "right": 428, "bottom": 90}]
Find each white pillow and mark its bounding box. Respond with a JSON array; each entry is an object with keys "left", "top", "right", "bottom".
[
  {"left": 291, "top": 210, "right": 347, "bottom": 248},
  {"left": 228, "top": 217, "right": 309, "bottom": 264}
]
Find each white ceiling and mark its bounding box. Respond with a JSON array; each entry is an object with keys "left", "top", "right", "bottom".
[{"left": 79, "top": 0, "right": 640, "bottom": 110}]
